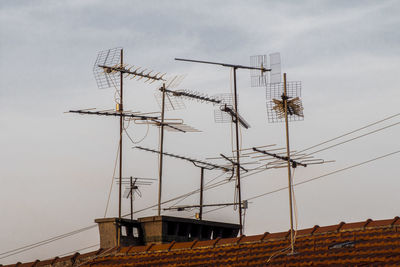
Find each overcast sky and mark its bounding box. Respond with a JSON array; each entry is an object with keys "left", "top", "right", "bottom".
[{"left": 1, "top": 0, "right": 400, "bottom": 264}]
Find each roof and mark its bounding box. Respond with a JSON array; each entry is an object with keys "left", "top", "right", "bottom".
[{"left": 3, "top": 216, "right": 400, "bottom": 266}]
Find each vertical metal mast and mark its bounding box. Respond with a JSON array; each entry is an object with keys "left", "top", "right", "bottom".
[
  {"left": 174, "top": 57, "right": 269, "bottom": 235},
  {"left": 283, "top": 73, "right": 295, "bottom": 254},
  {"left": 199, "top": 167, "right": 205, "bottom": 220},
  {"left": 118, "top": 49, "right": 124, "bottom": 246},
  {"left": 158, "top": 83, "right": 166, "bottom": 216},
  {"left": 130, "top": 176, "right": 133, "bottom": 220},
  {"left": 232, "top": 68, "right": 243, "bottom": 235}
]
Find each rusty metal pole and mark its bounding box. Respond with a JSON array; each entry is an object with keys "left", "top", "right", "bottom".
[
  {"left": 117, "top": 49, "right": 124, "bottom": 246},
  {"left": 158, "top": 83, "right": 166, "bottom": 216},
  {"left": 199, "top": 167, "right": 204, "bottom": 220},
  {"left": 232, "top": 67, "right": 243, "bottom": 235},
  {"left": 283, "top": 73, "right": 295, "bottom": 254}
]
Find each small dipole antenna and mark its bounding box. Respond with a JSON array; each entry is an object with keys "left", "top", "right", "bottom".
[
  {"left": 134, "top": 146, "right": 232, "bottom": 220},
  {"left": 175, "top": 57, "right": 270, "bottom": 235},
  {"left": 116, "top": 177, "right": 155, "bottom": 220}
]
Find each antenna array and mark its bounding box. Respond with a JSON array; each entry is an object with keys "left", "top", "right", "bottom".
[
  {"left": 134, "top": 146, "right": 232, "bottom": 220},
  {"left": 250, "top": 52, "right": 281, "bottom": 87}
]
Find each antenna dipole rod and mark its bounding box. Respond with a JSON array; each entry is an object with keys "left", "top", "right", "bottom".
[
  {"left": 158, "top": 83, "right": 166, "bottom": 216},
  {"left": 283, "top": 73, "right": 295, "bottom": 254}
]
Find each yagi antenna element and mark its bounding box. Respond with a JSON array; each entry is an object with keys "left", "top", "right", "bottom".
[{"left": 93, "top": 47, "right": 166, "bottom": 90}]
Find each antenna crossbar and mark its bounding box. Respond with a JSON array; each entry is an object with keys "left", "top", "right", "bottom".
[
  {"left": 134, "top": 146, "right": 231, "bottom": 172},
  {"left": 252, "top": 147, "right": 307, "bottom": 168},
  {"left": 162, "top": 88, "right": 222, "bottom": 104},
  {"left": 175, "top": 58, "right": 271, "bottom": 72},
  {"left": 98, "top": 65, "right": 166, "bottom": 82},
  {"left": 163, "top": 202, "right": 247, "bottom": 211},
  {"left": 68, "top": 109, "right": 159, "bottom": 120},
  {"left": 220, "top": 153, "right": 248, "bottom": 172}
]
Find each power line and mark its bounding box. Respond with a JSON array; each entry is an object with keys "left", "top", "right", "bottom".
[
  {"left": 202, "top": 150, "right": 400, "bottom": 215},
  {"left": 3, "top": 113, "right": 399, "bottom": 260},
  {"left": 0, "top": 225, "right": 97, "bottom": 260},
  {"left": 295, "top": 121, "right": 400, "bottom": 159},
  {"left": 56, "top": 244, "right": 99, "bottom": 258},
  {"left": 293, "top": 113, "right": 400, "bottom": 156},
  {"left": 126, "top": 115, "right": 399, "bottom": 217}
]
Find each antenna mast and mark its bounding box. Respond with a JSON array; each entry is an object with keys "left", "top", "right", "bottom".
[
  {"left": 70, "top": 47, "right": 166, "bottom": 246},
  {"left": 119, "top": 49, "right": 123, "bottom": 224},
  {"left": 175, "top": 58, "right": 269, "bottom": 235}
]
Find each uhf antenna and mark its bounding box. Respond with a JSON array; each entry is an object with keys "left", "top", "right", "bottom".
[
  {"left": 250, "top": 52, "right": 282, "bottom": 87},
  {"left": 154, "top": 76, "right": 222, "bottom": 216},
  {"left": 69, "top": 47, "right": 166, "bottom": 246},
  {"left": 115, "top": 177, "right": 155, "bottom": 220},
  {"left": 134, "top": 146, "right": 232, "bottom": 220},
  {"left": 174, "top": 58, "right": 270, "bottom": 235},
  {"left": 266, "top": 72, "right": 304, "bottom": 254}
]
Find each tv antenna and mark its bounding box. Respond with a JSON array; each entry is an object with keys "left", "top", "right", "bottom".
[
  {"left": 69, "top": 47, "right": 166, "bottom": 246},
  {"left": 134, "top": 146, "right": 232, "bottom": 220},
  {"left": 174, "top": 58, "right": 270, "bottom": 235},
  {"left": 250, "top": 52, "right": 282, "bottom": 87},
  {"left": 115, "top": 177, "right": 155, "bottom": 220},
  {"left": 139, "top": 79, "right": 203, "bottom": 217},
  {"left": 265, "top": 72, "right": 304, "bottom": 254}
]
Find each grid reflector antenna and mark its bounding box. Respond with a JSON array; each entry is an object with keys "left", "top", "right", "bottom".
[
  {"left": 93, "top": 47, "right": 166, "bottom": 90},
  {"left": 93, "top": 47, "right": 122, "bottom": 89},
  {"left": 154, "top": 91, "right": 186, "bottom": 111},
  {"left": 213, "top": 93, "right": 234, "bottom": 123},
  {"left": 250, "top": 52, "right": 281, "bottom": 87},
  {"left": 266, "top": 81, "right": 303, "bottom": 123},
  {"left": 213, "top": 93, "right": 250, "bottom": 128},
  {"left": 154, "top": 75, "right": 187, "bottom": 111},
  {"left": 270, "top": 52, "right": 282, "bottom": 84}
]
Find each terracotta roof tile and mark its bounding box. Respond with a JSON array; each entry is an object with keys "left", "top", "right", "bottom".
[
  {"left": 35, "top": 257, "right": 58, "bottom": 266},
  {"left": 215, "top": 236, "right": 242, "bottom": 246},
  {"left": 170, "top": 240, "right": 197, "bottom": 250},
  {"left": 53, "top": 252, "right": 79, "bottom": 263},
  {"left": 192, "top": 238, "right": 220, "bottom": 249},
  {"left": 77, "top": 248, "right": 102, "bottom": 259},
  {"left": 314, "top": 221, "right": 345, "bottom": 234},
  {"left": 148, "top": 241, "right": 175, "bottom": 252},
  {"left": 14, "top": 260, "right": 39, "bottom": 267},
  {"left": 296, "top": 225, "right": 319, "bottom": 237},
  {"left": 391, "top": 216, "right": 400, "bottom": 226},
  {"left": 340, "top": 219, "right": 372, "bottom": 232},
  {"left": 117, "top": 246, "right": 131, "bottom": 254},
  {"left": 124, "top": 244, "right": 148, "bottom": 253},
  {"left": 239, "top": 233, "right": 267, "bottom": 243},
  {"left": 264, "top": 230, "right": 290, "bottom": 241},
  {"left": 9, "top": 216, "right": 400, "bottom": 267}
]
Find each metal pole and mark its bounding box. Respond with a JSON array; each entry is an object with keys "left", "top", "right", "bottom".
[
  {"left": 130, "top": 176, "right": 133, "bottom": 220},
  {"left": 283, "top": 73, "right": 295, "bottom": 254},
  {"left": 118, "top": 49, "right": 123, "bottom": 246},
  {"left": 199, "top": 167, "right": 204, "bottom": 220},
  {"left": 232, "top": 67, "right": 243, "bottom": 235},
  {"left": 158, "top": 83, "right": 166, "bottom": 216}
]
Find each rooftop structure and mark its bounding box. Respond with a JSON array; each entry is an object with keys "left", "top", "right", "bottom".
[{"left": 4, "top": 216, "right": 400, "bottom": 266}]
